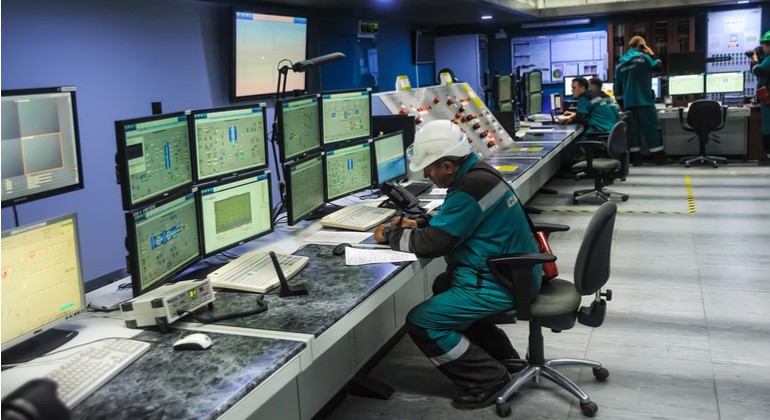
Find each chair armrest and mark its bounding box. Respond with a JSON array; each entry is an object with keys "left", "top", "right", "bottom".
[
  {"left": 532, "top": 222, "right": 570, "bottom": 237},
  {"left": 487, "top": 253, "right": 557, "bottom": 320},
  {"left": 584, "top": 131, "right": 609, "bottom": 142}
]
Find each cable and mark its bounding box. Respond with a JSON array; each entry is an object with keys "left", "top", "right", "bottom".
[{"left": 181, "top": 295, "right": 267, "bottom": 323}]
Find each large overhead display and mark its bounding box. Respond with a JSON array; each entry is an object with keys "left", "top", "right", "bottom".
[{"left": 511, "top": 31, "right": 608, "bottom": 84}]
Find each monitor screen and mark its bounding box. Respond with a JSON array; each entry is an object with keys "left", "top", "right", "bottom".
[
  {"left": 191, "top": 104, "right": 268, "bottom": 182},
  {"left": 651, "top": 77, "right": 661, "bottom": 99},
  {"left": 601, "top": 83, "right": 614, "bottom": 96},
  {"left": 668, "top": 51, "right": 706, "bottom": 75},
  {"left": 705, "top": 72, "right": 745, "bottom": 94},
  {"left": 277, "top": 94, "right": 321, "bottom": 162},
  {"left": 372, "top": 114, "right": 415, "bottom": 149},
  {"left": 526, "top": 93, "right": 543, "bottom": 115},
  {"left": 285, "top": 152, "right": 325, "bottom": 225},
  {"left": 198, "top": 172, "right": 272, "bottom": 256},
  {"left": 321, "top": 89, "right": 372, "bottom": 146},
  {"left": 1, "top": 213, "right": 85, "bottom": 352},
  {"left": 668, "top": 74, "right": 705, "bottom": 96},
  {"left": 324, "top": 141, "right": 372, "bottom": 201},
  {"left": 115, "top": 112, "right": 193, "bottom": 210},
  {"left": 232, "top": 11, "right": 307, "bottom": 100},
  {"left": 498, "top": 75, "right": 512, "bottom": 103},
  {"left": 373, "top": 131, "right": 407, "bottom": 186},
  {"left": 500, "top": 102, "right": 514, "bottom": 112},
  {"left": 125, "top": 192, "right": 200, "bottom": 296},
  {"left": 563, "top": 75, "right": 596, "bottom": 95},
  {"left": 526, "top": 71, "right": 542, "bottom": 93},
  {"left": 2, "top": 87, "right": 84, "bottom": 207}
]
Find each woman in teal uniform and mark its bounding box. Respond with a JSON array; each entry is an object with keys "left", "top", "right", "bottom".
[{"left": 751, "top": 31, "right": 770, "bottom": 165}]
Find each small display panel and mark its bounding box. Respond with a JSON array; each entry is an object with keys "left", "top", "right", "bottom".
[
  {"left": 321, "top": 89, "right": 371, "bottom": 146},
  {"left": 191, "top": 104, "right": 268, "bottom": 182},
  {"left": 324, "top": 141, "right": 372, "bottom": 201},
  {"left": 527, "top": 71, "right": 542, "bottom": 93},
  {"left": 285, "top": 153, "right": 325, "bottom": 225},
  {"left": 526, "top": 93, "right": 543, "bottom": 116},
  {"left": 277, "top": 94, "right": 321, "bottom": 162},
  {"left": 668, "top": 74, "right": 705, "bottom": 96},
  {"left": 499, "top": 75, "right": 512, "bottom": 102}
]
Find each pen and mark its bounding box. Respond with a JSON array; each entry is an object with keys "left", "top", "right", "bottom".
[{"left": 348, "top": 243, "right": 391, "bottom": 249}]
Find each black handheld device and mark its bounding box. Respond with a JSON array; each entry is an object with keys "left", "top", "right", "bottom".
[{"left": 381, "top": 181, "right": 425, "bottom": 216}]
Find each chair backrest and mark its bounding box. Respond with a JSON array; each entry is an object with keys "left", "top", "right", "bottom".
[
  {"left": 605, "top": 120, "right": 628, "bottom": 161},
  {"left": 686, "top": 100, "right": 723, "bottom": 133},
  {"left": 573, "top": 202, "right": 617, "bottom": 296}
]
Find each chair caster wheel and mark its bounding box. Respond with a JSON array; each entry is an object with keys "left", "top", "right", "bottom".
[
  {"left": 580, "top": 401, "right": 598, "bottom": 417},
  {"left": 712, "top": 163, "right": 718, "bottom": 168},
  {"left": 621, "top": 196, "right": 629, "bottom": 202},
  {"left": 593, "top": 367, "right": 609, "bottom": 382},
  {"left": 496, "top": 402, "right": 512, "bottom": 417}
]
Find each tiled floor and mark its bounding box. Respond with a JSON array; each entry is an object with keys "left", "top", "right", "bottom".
[{"left": 326, "top": 163, "right": 770, "bottom": 420}]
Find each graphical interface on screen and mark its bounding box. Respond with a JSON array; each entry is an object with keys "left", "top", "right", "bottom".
[
  {"left": 117, "top": 113, "right": 193, "bottom": 209},
  {"left": 278, "top": 95, "right": 321, "bottom": 161},
  {"left": 1, "top": 213, "right": 85, "bottom": 351},
  {"left": 563, "top": 75, "right": 596, "bottom": 95},
  {"left": 285, "top": 153, "right": 325, "bottom": 225},
  {"left": 500, "top": 102, "right": 514, "bottom": 112},
  {"left": 192, "top": 105, "right": 267, "bottom": 182},
  {"left": 499, "top": 75, "right": 512, "bottom": 102},
  {"left": 668, "top": 74, "right": 705, "bottom": 96},
  {"left": 324, "top": 141, "right": 372, "bottom": 201},
  {"left": 601, "top": 83, "right": 614, "bottom": 96},
  {"left": 527, "top": 71, "right": 542, "bottom": 93},
  {"left": 234, "top": 11, "right": 307, "bottom": 98},
  {"left": 651, "top": 77, "right": 661, "bottom": 99},
  {"left": 321, "top": 89, "right": 371, "bottom": 146},
  {"left": 527, "top": 93, "right": 543, "bottom": 115},
  {"left": 127, "top": 193, "right": 200, "bottom": 296},
  {"left": 374, "top": 132, "right": 406, "bottom": 186},
  {"left": 2, "top": 87, "right": 84, "bottom": 207},
  {"left": 705, "top": 72, "right": 745, "bottom": 94},
  {"left": 199, "top": 172, "right": 272, "bottom": 256}
]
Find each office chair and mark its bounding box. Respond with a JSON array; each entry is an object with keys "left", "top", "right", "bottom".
[
  {"left": 571, "top": 121, "right": 630, "bottom": 204},
  {"left": 678, "top": 100, "right": 728, "bottom": 168},
  {"left": 486, "top": 201, "right": 617, "bottom": 418}
]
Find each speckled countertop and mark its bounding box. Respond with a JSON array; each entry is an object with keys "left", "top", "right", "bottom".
[{"left": 71, "top": 331, "right": 305, "bottom": 419}]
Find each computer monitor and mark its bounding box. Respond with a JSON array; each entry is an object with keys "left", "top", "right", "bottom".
[
  {"left": 493, "top": 74, "right": 513, "bottom": 103},
  {"left": 198, "top": 171, "right": 273, "bottom": 257},
  {"left": 324, "top": 140, "right": 373, "bottom": 201},
  {"left": 320, "top": 88, "right": 372, "bottom": 146},
  {"left": 115, "top": 112, "right": 193, "bottom": 210},
  {"left": 526, "top": 71, "right": 542, "bottom": 94},
  {"left": 1, "top": 213, "right": 86, "bottom": 364},
  {"left": 372, "top": 114, "right": 416, "bottom": 149},
  {"left": 563, "top": 75, "right": 596, "bottom": 96},
  {"left": 651, "top": 77, "right": 662, "bottom": 100},
  {"left": 372, "top": 131, "right": 407, "bottom": 187},
  {"left": 601, "top": 83, "right": 614, "bottom": 96},
  {"left": 190, "top": 104, "right": 268, "bottom": 183},
  {"left": 2, "top": 87, "right": 85, "bottom": 207},
  {"left": 284, "top": 152, "right": 325, "bottom": 225},
  {"left": 125, "top": 192, "right": 200, "bottom": 297},
  {"left": 500, "top": 102, "right": 514, "bottom": 112},
  {"left": 667, "top": 51, "right": 706, "bottom": 75},
  {"left": 705, "top": 72, "right": 745, "bottom": 94},
  {"left": 526, "top": 93, "right": 543, "bottom": 116},
  {"left": 276, "top": 94, "right": 321, "bottom": 162},
  {"left": 668, "top": 74, "right": 705, "bottom": 96}
]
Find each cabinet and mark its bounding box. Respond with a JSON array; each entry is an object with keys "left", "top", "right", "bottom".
[
  {"left": 608, "top": 18, "right": 695, "bottom": 81},
  {"left": 435, "top": 34, "right": 489, "bottom": 97}
]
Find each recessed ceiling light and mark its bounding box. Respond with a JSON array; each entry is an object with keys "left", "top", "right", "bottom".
[
  {"left": 481, "top": 15, "right": 493, "bottom": 20},
  {"left": 737, "top": 0, "right": 749, "bottom": 3}
]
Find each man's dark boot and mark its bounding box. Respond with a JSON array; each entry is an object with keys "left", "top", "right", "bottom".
[
  {"left": 652, "top": 150, "right": 675, "bottom": 165},
  {"left": 452, "top": 373, "right": 511, "bottom": 410},
  {"left": 630, "top": 151, "right": 643, "bottom": 167}
]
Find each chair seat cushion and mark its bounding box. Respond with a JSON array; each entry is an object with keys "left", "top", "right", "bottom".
[
  {"left": 531, "top": 278, "right": 582, "bottom": 318},
  {"left": 571, "top": 159, "right": 620, "bottom": 172}
]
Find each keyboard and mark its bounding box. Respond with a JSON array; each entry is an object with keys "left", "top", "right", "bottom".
[
  {"left": 320, "top": 205, "right": 396, "bottom": 231},
  {"left": 207, "top": 251, "right": 309, "bottom": 293},
  {"left": 47, "top": 339, "right": 150, "bottom": 408},
  {"left": 404, "top": 182, "right": 433, "bottom": 197}
]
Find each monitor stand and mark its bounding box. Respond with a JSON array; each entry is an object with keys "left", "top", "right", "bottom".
[{"left": 1, "top": 328, "right": 78, "bottom": 367}]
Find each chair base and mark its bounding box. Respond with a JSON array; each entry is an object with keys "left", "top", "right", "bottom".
[
  {"left": 494, "top": 358, "right": 607, "bottom": 418},
  {"left": 573, "top": 188, "right": 629, "bottom": 205},
  {"left": 679, "top": 155, "right": 727, "bottom": 168}
]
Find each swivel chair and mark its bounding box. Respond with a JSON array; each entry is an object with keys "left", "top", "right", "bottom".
[
  {"left": 571, "top": 121, "right": 630, "bottom": 204},
  {"left": 678, "top": 99, "right": 728, "bottom": 168},
  {"left": 486, "top": 201, "right": 617, "bottom": 417}
]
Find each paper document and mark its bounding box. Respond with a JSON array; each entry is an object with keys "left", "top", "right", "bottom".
[
  {"left": 345, "top": 247, "right": 418, "bottom": 265},
  {"left": 303, "top": 231, "right": 373, "bottom": 245},
  {"left": 430, "top": 188, "right": 447, "bottom": 196}
]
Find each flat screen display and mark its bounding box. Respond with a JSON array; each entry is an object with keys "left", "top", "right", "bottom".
[
  {"left": 373, "top": 131, "right": 406, "bottom": 186},
  {"left": 324, "top": 141, "right": 372, "bottom": 201},
  {"left": 320, "top": 89, "right": 371, "bottom": 146},
  {"left": 277, "top": 94, "right": 321, "bottom": 162},
  {"left": 705, "top": 72, "right": 744, "bottom": 94},
  {"left": 285, "top": 153, "right": 325, "bottom": 225},
  {"left": 669, "top": 74, "right": 705, "bottom": 96}
]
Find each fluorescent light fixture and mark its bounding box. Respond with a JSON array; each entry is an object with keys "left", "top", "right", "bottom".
[
  {"left": 481, "top": 15, "right": 493, "bottom": 20},
  {"left": 736, "top": 0, "right": 749, "bottom": 3},
  {"left": 522, "top": 18, "right": 590, "bottom": 29}
]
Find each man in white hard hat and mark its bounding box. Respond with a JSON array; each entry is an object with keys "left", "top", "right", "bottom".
[{"left": 374, "top": 119, "right": 541, "bottom": 410}]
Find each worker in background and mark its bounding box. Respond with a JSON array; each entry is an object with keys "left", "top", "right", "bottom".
[
  {"left": 589, "top": 76, "right": 617, "bottom": 104},
  {"left": 614, "top": 35, "right": 672, "bottom": 165},
  {"left": 559, "top": 76, "right": 619, "bottom": 133},
  {"left": 751, "top": 31, "right": 770, "bottom": 165},
  {"left": 373, "top": 120, "right": 541, "bottom": 410}
]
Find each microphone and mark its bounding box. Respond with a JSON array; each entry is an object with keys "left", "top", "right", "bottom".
[{"left": 291, "top": 52, "right": 346, "bottom": 73}]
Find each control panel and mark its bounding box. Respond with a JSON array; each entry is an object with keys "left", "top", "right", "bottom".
[{"left": 120, "top": 278, "right": 214, "bottom": 330}]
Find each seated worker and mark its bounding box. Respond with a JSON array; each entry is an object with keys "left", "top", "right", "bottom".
[
  {"left": 373, "top": 120, "right": 541, "bottom": 410},
  {"left": 559, "top": 76, "right": 619, "bottom": 133}
]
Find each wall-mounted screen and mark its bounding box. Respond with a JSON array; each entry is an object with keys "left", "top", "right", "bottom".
[
  {"left": 2, "top": 87, "right": 84, "bottom": 207},
  {"left": 232, "top": 11, "right": 307, "bottom": 100}
]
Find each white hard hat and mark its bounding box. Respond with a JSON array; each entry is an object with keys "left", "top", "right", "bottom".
[{"left": 407, "top": 120, "right": 471, "bottom": 172}]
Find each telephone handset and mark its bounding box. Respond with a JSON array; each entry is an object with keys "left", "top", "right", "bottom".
[{"left": 381, "top": 181, "right": 426, "bottom": 216}]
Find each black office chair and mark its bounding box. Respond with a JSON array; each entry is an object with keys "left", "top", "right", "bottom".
[
  {"left": 678, "top": 99, "right": 728, "bottom": 168},
  {"left": 486, "top": 201, "right": 617, "bottom": 418},
  {"left": 571, "top": 121, "right": 630, "bottom": 204}
]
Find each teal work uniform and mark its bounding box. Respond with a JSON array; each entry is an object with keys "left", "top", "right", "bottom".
[
  {"left": 614, "top": 49, "right": 665, "bottom": 153},
  {"left": 575, "top": 90, "right": 620, "bottom": 133},
  {"left": 752, "top": 55, "right": 770, "bottom": 136},
  {"left": 385, "top": 154, "right": 541, "bottom": 391}
]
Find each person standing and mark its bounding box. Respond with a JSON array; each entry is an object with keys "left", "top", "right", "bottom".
[
  {"left": 614, "top": 35, "right": 671, "bottom": 165},
  {"left": 751, "top": 31, "right": 770, "bottom": 165}
]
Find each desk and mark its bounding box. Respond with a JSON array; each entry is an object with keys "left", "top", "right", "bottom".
[
  {"left": 1, "top": 128, "right": 580, "bottom": 419},
  {"left": 657, "top": 107, "right": 750, "bottom": 158}
]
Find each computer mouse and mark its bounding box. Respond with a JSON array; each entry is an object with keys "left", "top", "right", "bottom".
[
  {"left": 332, "top": 243, "right": 350, "bottom": 256},
  {"left": 173, "top": 333, "right": 213, "bottom": 351}
]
